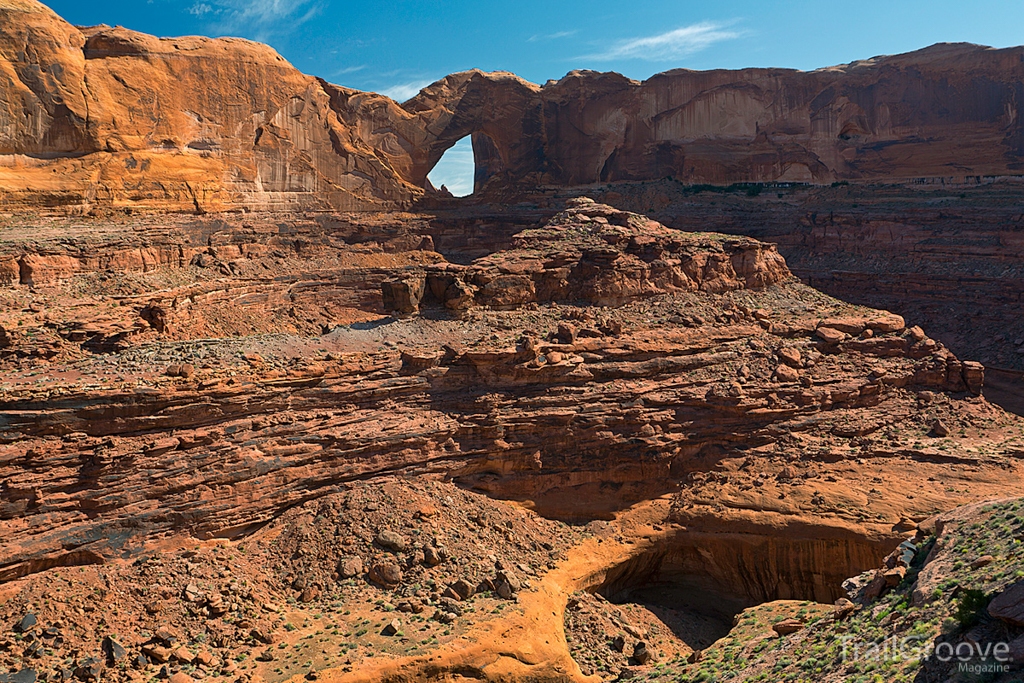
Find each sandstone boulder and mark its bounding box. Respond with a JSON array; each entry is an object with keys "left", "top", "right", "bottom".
[
  {"left": 165, "top": 364, "right": 195, "bottom": 378},
  {"left": 632, "top": 641, "right": 652, "bottom": 664},
  {"left": 988, "top": 580, "right": 1024, "bottom": 626},
  {"left": 338, "top": 556, "right": 364, "bottom": 579},
  {"left": 422, "top": 544, "right": 446, "bottom": 567},
  {"left": 448, "top": 579, "right": 475, "bottom": 601},
  {"left": 961, "top": 361, "right": 984, "bottom": 395},
  {"left": 816, "top": 327, "right": 846, "bottom": 345},
  {"left": 443, "top": 279, "right": 477, "bottom": 310},
  {"left": 381, "top": 279, "right": 425, "bottom": 316},
  {"left": 375, "top": 529, "right": 407, "bottom": 551},
  {"left": 833, "top": 598, "right": 857, "bottom": 621},
  {"left": 778, "top": 347, "right": 801, "bottom": 367},
  {"left": 772, "top": 619, "right": 804, "bottom": 636},
  {"left": 368, "top": 561, "right": 403, "bottom": 586},
  {"left": 774, "top": 365, "right": 799, "bottom": 383},
  {"left": 883, "top": 566, "right": 906, "bottom": 586},
  {"left": 381, "top": 619, "right": 401, "bottom": 637},
  {"left": 868, "top": 315, "right": 905, "bottom": 334},
  {"left": 15, "top": 613, "right": 36, "bottom": 633},
  {"left": 970, "top": 555, "right": 995, "bottom": 569}
]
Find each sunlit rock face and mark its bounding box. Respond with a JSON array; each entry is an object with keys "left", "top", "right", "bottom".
[
  {"left": 0, "top": 0, "right": 425, "bottom": 212},
  {"left": 2, "top": 1, "right": 1024, "bottom": 212}
]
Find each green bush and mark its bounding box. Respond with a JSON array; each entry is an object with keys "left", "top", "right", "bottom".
[{"left": 954, "top": 589, "right": 989, "bottom": 630}]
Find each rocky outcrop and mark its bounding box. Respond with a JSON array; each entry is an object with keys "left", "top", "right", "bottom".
[
  {"left": 664, "top": 495, "right": 1024, "bottom": 683},
  {"left": 594, "top": 519, "right": 894, "bottom": 609},
  {"left": 578, "top": 178, "right": 1024, "bottom": 408},
  {"left": 1, "top": 202, "right": 1021, "bottom": 582},
  {"left": 382, "top": 199, "right": 790, "bottom": 314},
  {"left": 0, "top": 201, "right": 1022, "bottom": 682}
]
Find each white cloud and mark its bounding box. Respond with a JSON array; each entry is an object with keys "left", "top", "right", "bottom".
[
  {"left": 195, "top": 0, "right": 322, "bottom": 40},
  {"left": 427, "top": 136, "right": 474, "bottom": 197},
  {"left": 229, "top": 0, "right": 312, "bottom": 25},
  {"left": 378, "top": 80, "right": 433, "bottom": 102},
  {"left": 528, "top": 30, "right": 578, "bottom": 43},
  {"left": 188, "top": 3, "right": 213, "bottom": 17},
  {"left": 333, "top": 65, "right": 367, "bottom": 76},
  {"left": 586, "top": 21, "right": 742, "bottom": 61}
]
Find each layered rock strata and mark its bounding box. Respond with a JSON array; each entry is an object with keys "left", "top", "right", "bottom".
[
  {"left": 1, "top": 202, "right": 1023, "bottom": 683},
  {"left": 574, "top": 179, "right": 1024, "bottom": 406},
  {"left": 1, "top": 201, "right": 1018, "bottom": 582}
]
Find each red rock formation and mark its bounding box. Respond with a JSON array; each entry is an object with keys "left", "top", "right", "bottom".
[
  {"left": 0, "top": 199, "right": 1021, "bottom": 682},
  {"left": 575, "top": 179, "right": 1024, "bottom": 403},
  {"left": 1, "top": 201, "right": 1019, "bottom": 582},
  {"left": 0, "top": 1, "right": 424, "bottom": 212},
  {"left": 382, "top": 199, "right": 790, "bottom": 314},
  {"left": 403, "top": 42, "right": 1024, "bottom": 189},
  {"left": 2, "top": 1, "right": 1024, "bottom": 210}
]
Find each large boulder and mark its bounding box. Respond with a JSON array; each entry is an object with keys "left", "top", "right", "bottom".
[
  {"left": 988, "top": 580, "right": 1024, "bottom": 626},
  {"left": 381, "top": 278, "right": 425, "bottom": 315}
]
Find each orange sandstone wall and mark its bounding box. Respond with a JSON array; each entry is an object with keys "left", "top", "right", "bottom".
[{"left": 2, "top": 1, "right": 1024, "bottom": 211}]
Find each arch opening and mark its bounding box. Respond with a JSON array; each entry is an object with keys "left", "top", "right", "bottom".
[
  {"left": 425, "top": 132, "right": 506, "bottom": 198},
  {"left": 427, "top": 135, "right": 474, "bottom": 197}
]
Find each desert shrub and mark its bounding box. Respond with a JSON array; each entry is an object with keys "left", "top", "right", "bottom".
[{"left": 954, "top": 589, "right": 990, "bottom": 630}]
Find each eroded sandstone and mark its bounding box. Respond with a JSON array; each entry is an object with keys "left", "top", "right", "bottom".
[{"left": 3, "top": 2, "right": 1024, "bottom": 211}]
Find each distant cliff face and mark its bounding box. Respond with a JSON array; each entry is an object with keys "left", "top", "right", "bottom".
[
  {"left": 2, "top": 0, "right": 1024, "bottom": 212},
  {"left": 410, "top": 45, "right": 1024, "bottom": 190}
]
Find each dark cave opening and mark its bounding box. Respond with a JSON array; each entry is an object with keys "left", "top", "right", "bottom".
[{"left": 586, "top": 528, "right": 894, "bottom": 649}]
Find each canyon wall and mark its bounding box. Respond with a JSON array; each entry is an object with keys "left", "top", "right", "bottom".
[
  {"left": 0, "top": 0, "right": 428, "bottom": 212},
  {"left": 3, "top": 201, "right": 1019, "bottom": 582},
  {"left": 406, "top": 45, "right": 1024, "bottom": 191},
  {"left": 568, "top": 179, "right": 1024, "bottom": 411},
  {"left": 3, "top": 1, "right": 1024, "bottom": 212}
]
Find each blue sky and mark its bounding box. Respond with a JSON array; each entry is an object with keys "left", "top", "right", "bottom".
[{"left": 43, "top": 0, "right": 1024, "bottom": 195}]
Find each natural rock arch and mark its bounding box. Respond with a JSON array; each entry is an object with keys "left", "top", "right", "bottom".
[
  {"left": 4, "top": 4, "right": 1024, "bottom": 212},
  {"left": 399, "top": 71, "right": 546, "bottom": 193}
]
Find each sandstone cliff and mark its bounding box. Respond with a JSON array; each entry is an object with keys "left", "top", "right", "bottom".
[
  {"left": 404, "top": 42, "right": 1024, "bottom": 190},
  {"left": 0, "top": 201, "right": 1022, "bottom": 683},
  {"left": 0, "top": 0, "right": 426, "bottom": 212},
  {"left": 0, "top": 200, "right": 1014, "bottom": 580},
  {"left": 2, "top": 1, "right": 1024, "bottom": 211}
]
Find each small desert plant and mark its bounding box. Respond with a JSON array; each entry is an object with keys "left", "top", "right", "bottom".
[{"left": 954, "top": 589, "right": 989, "bottom": 630}]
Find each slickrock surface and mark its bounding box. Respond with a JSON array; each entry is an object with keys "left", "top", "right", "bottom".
[{"left": 2, "top": 199, "right": 1024, "bottom": 682}]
